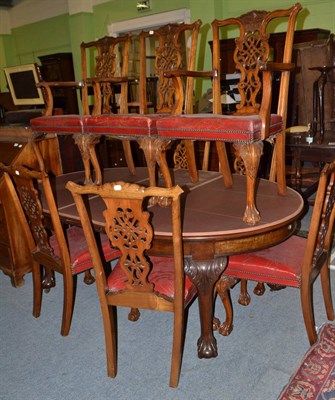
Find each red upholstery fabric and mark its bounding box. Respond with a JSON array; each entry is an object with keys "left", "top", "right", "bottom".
[
  {"left": 107, "top": 255, "right": 197, "bottom": 305},
  {"left": 50, "top": 226, "right": 121, "bottom": 275},
  {"left": 156, "top": 113, "right": 283, "bottom": 142},
  {"left": 226, "top": 235, "right": 307, "bottom": 287},
  {"left": 84, "top": 114, "right": 163, "bottom": 138},
  {"left": 31, "top": 115, "right": 86, "bottom": 134}
]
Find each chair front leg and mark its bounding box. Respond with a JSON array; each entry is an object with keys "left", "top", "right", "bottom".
[
  {"left": 215, "top": 274, "right": 239, "bottom": 336},
  {"left": 234, "top": 141, "right": 263, "bottom": 225}
]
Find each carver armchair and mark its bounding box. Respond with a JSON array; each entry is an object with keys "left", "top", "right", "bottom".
[
  {"left": 215, "top": 162, "right": 335, "bottom": 345},
  {"left": 35, "top": 34, "right": 135, "bottom": 181},
  {"left": 66, "top": 181, "right": 196, "bottom": 387},
  {"left": 0, "top": 162, "right": 120, "bottom": 336},
  {"left": 156, "top": 3, "right": 302, "bottom": 224}
]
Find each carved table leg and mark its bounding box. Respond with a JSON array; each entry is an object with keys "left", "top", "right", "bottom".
[
  {"left": 234, "top": 142, "right": 263, "bottom": 225},
  {"left": 184, "top": 256, "right": 227, "bottom": 358}
]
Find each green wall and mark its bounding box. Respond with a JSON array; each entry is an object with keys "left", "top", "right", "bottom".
[{"left": 1, "top": 0, "right": 334, "bottom": 97}]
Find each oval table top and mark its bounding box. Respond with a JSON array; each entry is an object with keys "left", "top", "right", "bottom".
[{"left": 53, "top": 167, "right": 304, "bottom": 259}]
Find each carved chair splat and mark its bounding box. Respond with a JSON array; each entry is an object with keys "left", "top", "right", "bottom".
[{"left": 66, "top": 180, "right": 197, "bottom": 387}]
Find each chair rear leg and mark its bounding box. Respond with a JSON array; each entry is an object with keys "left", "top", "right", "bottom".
[
  {"left": 32, "top": 261, "right": 42, "bottom": 318},
  {"left": 301, "top": 281, "right": 317, "bottom": 345},
  {"left": 104, "top": 305, "right": 117, "bottom": 378},
  {"left": 169, "top": 308, "right": 185, "bottom": 388},
  {"left": 122, "top": 140, "right": 136, "bottom": 175},
  {"left": 60, "top": 274, "right": 76, "bottom": 336}
]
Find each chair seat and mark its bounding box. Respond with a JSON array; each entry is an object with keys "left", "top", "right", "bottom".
[
  {"left": 31, "top": 115, "right": 86, "bottom": 134},
  {"left": 108, "top": 255, "right": 197, "bottom": 305},
  {"left": 156, "top": 113, "right": 283, "bottom": 142},
  {"left": 84, "top": 114, "right": 164, "bottom": 138},
  {"left": 50, "top": 226, "right": 120, "bottom": 274},
  {"left": 226, "top": 235, "right": 306, "bottom": 287}
]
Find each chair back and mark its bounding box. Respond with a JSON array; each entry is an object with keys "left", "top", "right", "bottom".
[
  {"left": 303, "top": 162, "right": 335, "bottom": 280},
  {"left": 66, "top": 181, "right": 185, "bottom": 308},
  {"left": 0, "top": 163, "right": 71, "bottom": 273},
  {"left": 80, "top": 34, "right": 132, "bottom": 115},
  {"left": 212, "top": 3, "right": 302, "bottom": 137},
  {"left": 138, "top": 20, "right": 202, "bottom": 115}
]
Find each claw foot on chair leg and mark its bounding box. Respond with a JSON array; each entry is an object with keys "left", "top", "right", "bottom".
[
  {"left": 253, "top": 282, "right": 266, "bottom": 296},
  {"left": 238, "top": 291, "right": 251, "bottom": 306},
  {"left": 128, "top": 308, "right": 141, "bottom": 321},
  {"left": 218, "top": 321, "right": 233, "bottom": 336},
  {"left": 213, "top": 316, "right": 220, "bottom": 331},
  {"left": 243, "top": 204, "right": 260, "bottom": 225},
  {"left": 83, "top": 270, "right": 95, "bottom": 285}
]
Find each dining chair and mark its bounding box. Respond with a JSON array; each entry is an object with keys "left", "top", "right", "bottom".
[
  {"left": 215, "top": 161, "right": 335, "bottom": 345},
  {"left": 156, "top": 3, "right": 302, "bottom": 224},
  {"left": 66, "top": 180, "right": 197, "bottom": 387},
  {"left": 0, "top": 162, "right": 120, "bottom": 336},
  {"left": 139, "top": 19, "right": 205, "bottom": 187},
  {"left": 36, "top": 33, "right": 136, "bottom": 181}
]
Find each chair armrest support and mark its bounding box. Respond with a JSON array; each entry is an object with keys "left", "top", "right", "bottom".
[{"left": 36, "top": 81, "right": 84, "bottom": 116}]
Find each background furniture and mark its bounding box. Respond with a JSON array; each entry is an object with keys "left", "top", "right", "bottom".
[
  {"left": 0, "top": 125, "right": 62, "bottom": 287},
  {"left": 215, "top": 162, "right": 335, "bottom": 344},
  {"left": 286, "top": 130, "right": 335, "bottom": 200}
]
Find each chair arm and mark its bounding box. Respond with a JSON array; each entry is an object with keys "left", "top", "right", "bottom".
[
  {"left": 258, "top": 62, "right": 295, "bottom": 139},
  {"left": 164, "top": 69, "right": 216, "bottom": 79},
  {"left": 36, "top": 81, "right": 84, "bottom": 116},
  {"left": 86, "top": 76, "right": 131, "bottom": 84},
  {"left": 259, "top": 61, "right": 295, "bottom": 72}
]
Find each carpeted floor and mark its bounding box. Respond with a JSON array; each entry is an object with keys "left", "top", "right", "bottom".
[{"left": 1, "top": 200, "right": 334, "bottom": 400}]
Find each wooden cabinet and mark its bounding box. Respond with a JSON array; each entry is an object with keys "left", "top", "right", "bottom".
[
  {"left": 0, "top": 125, "right": 62, "bottom": 287},
  {"left": 38, "top": 53, "right": 79, "bottom": 115}
]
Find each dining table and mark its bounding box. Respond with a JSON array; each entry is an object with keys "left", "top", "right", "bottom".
[{"left": 44, "top": 166, "right": 305, "bottom": 359}]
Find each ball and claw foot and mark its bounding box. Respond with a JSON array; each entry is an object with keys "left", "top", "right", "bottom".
[{"left": 128, "top": 307, "right": 141, "bottom": 321}]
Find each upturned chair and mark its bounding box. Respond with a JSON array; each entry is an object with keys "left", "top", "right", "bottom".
[
  {"left": 66, "top": 180, "right": 196, "bottom": 387},
  {"left": 36, "top": 34, "right": 135, "bottom": 181},
  {"left": 215, "top": 161, "right": 335, "bottom": 345},
  {"left": 156, "top": 3, "right": 302, "bottom": 224},
  {"left": 0, "top": 162, "right": 120, "bottom": 336}
]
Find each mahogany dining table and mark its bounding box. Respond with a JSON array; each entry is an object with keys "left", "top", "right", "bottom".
[{"left": 44, "top": 166, "right": 305, "bottom": 359}]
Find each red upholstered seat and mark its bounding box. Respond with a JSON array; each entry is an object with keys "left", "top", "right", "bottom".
[
  {"left": 156, "top": 113, "right": 283, "bottom": 142},
  {"left": 108, "top": 255, "right": 197, "bottom": 304},
  {"left": 226, "top": 235, "right": 306, "bottom": 288},
  {"left": 84, "top": 114, "right": 162, "bottom": 138},
  {"left": 31, "top": 115, "right": 86, "bottom": 134},
  {"left": 50, "top": 226, "right": 121, "bottom": 275}
]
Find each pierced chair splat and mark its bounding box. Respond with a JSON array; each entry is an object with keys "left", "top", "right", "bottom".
[
  {"left": 215, "top": 161, "right": 335, "bottom": 345},
  {"left": 66, "top": 180, "right": 197, "bottom": 387},
  {"left": 0, "top": 162, "right": 120, "bottom": 336},
  {"left": 156, "top": 3, "right": 303, "bottom": 224}
]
